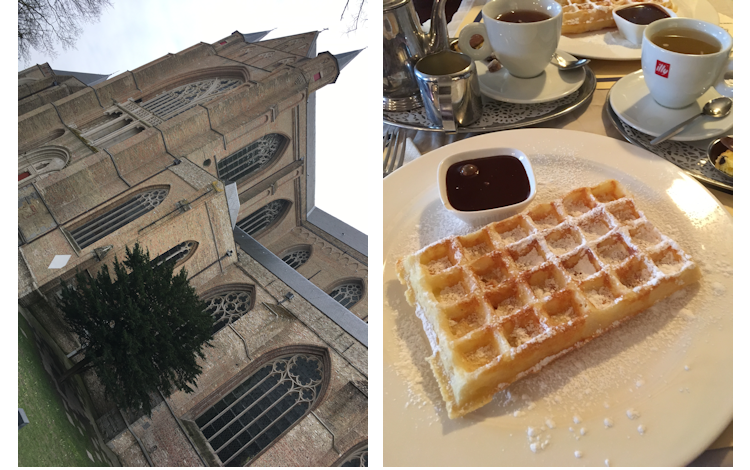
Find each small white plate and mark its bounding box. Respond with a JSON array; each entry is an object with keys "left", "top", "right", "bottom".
[
  {"left": 609, "top": 70, "right": 732, "bottom": 141},
  {"left": 476, "top": 58, "right": 585, "bottom": 104}
]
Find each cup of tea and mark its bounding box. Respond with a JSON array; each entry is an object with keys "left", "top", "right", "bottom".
[
  {"left": 457, "top": 0, "right": 562, "bottom": 78},
  {"left": 414, "top": 50, "right": 483, "bottom": 132},
  {"left": 642, "top": 18, "right": 733, "bottom": 108}
]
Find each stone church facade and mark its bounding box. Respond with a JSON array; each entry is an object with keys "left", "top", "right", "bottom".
[{"left": 18, "top": 30, "right": 367, "bottom": 467}]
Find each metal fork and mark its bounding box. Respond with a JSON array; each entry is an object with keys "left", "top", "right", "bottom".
[{"left": 383, "top": 127, "right": 407, "bottom": 177}]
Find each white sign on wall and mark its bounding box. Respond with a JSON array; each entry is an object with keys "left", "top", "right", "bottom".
[{"left": 48, "top": 254, "right": 71, "bottom": 269}]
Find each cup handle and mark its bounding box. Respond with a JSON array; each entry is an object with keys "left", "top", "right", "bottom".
[
  {"left": 437, "top": 76, "right": 457, "bottom": 133},
  {"left": 458, "top": 23, "right": 493, "bottom": 61},
  {"left": 713, "top": 55, "right": 733, "bottom": 98}
]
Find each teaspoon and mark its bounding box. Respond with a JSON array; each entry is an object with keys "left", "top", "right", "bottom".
[
  {"left": 650, "top": 97, "right": 733, "bottom": 145},
  {"left": 550, "top": 51, "right": 590, "bottom": 70}
]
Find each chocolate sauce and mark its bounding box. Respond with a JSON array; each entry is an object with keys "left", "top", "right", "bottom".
[
  {"left": 615, "top": 4, "right": 670, "bottom": 25},
  {"left": 446, "top": 155, "right": 530, "bottom": 212}
]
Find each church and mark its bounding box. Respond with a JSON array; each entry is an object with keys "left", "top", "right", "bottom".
[{"left": 18, "top": 29, "right": 368, "bottom": 466}]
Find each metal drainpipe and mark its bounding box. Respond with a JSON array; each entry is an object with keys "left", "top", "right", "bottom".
[
  {"left": 310, "top": 411, "right": 340, "bottom": 455},
  {"left": 118, "top": 409, "right": 154, "bottom": 466},
  {"left": 228, "top": 323, "right": 252, "bottom": 360}
]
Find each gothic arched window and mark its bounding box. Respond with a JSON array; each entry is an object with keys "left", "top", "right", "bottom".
[
  {"left": 203, "top": 285, "right": 256, "bottom": 335},
  {"left": 334, "top": 441, "right": 368, "bottom": 467},
  {"left": 329, "top": 279, "right": 364, "bottom": 309},
  {"left": 18, "top": 145, "right": 69, "bottom": 186},
  {"left": 280, "top": 245, "right": 311, "bottom": 270},
  {"left": 236, "top": 200, "right": 291, "bottom": 238},
  {"left": 151, "top": 241, "right": 198, "bottom": 268},
  {"left": 141, "top": 77, "right": 242, "bottom": 120},
  {"left": 217, "top": 134, "right": 288, "bottom": 184},
  {"left": 68, "top": 186, "right": 169, "bottom": 249},
  {"left": 194, "top": 350, "right": 328, "bottom": 466}
]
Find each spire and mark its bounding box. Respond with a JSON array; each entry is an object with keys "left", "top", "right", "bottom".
[
  {"left": 334, "top": 49, "right": 364, "bottom": 71},
  {"left": 241, "top": 30, "right": 273, "bottom": 43}
]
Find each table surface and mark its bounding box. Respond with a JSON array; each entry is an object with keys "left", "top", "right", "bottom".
[{"left": 386, "top": 0, "right": 733, "bottom": 465}]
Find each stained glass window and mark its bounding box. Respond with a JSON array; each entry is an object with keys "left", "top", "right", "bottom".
[
  {"left": 236, "top": 200, "right": 290, "bottom": 237},
  {"left": 151, "top": 241, "right": 197, "bottom": 268},
  {"left": 217, "top": 134, "right": 288, "bottom": 184},
  {"left": 142, "top": 77, "right": 242, "bottom": 120},
  {"left": 329, "top": 280, "right": 364, "bottom": 309},
  {"left": 335, "top": 442, "right": 368, "bottom": 467},
  {"left": 280, "top": 246, "right": 311, "bottom": 270},
  {"left": 195, "top": 352, "right": 326, "bottom": 466},
  {"left": 69, "top": 187, "right": 168, "bottom": 249},
  {"left": 203, "top": 288, "right": 255, "bottom": 335}
]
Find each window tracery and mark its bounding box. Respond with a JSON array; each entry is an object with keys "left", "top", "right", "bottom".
[
  {"left": 141, "top": 77, "right": 242, "bottom": 120},
  {"left": 328, "top": 280, "right": 364, "bottom": 309},
  {"left": 203, "top": 287, "right": 255, "bottom": 335},
  {"left": 68, "top": 187, "right": 169, "bottom": 249},
  {"left": 195, "top": 352, "right": 326, "bottom": 466},
  {"left": 151, "top": 241, "right": 198, "bottom": 268},
  {"left": 335, "top": 442, "right": 368, "bottom": 467},
  {"left": 236, "top": 200, "right": 291, "bottom": 238},
  {"left": 217, "top": 134, "right": 288, "bottom": 184},
  {"left": 280, "top": 245, "right": 311, "bottom": 270}
]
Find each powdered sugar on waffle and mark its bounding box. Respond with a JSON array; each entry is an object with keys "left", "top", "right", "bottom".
[
  {"left": 386, "top": 152, "right": 731, "bottom": 448},
  {"left": 517, "top": 248, "right": 545, "bottom": 267},
  {"left": 439, "top": 284, "right": 466, "bottom": 302},
  {"left": 571, "top": 255, "right": 597, "bottom": 279}
]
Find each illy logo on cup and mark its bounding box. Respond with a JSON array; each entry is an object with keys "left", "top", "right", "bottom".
[{"left": 655, "top": 60, "right": 670, "bottom": 78}]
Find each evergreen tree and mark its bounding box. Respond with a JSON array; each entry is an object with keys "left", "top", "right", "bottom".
[{"left": 58, "top": 243, "right": 214, "bottom": 415}]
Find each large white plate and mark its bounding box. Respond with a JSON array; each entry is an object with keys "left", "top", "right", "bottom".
[
  {"left": 383, "top": 129, "right": 732, "bottom": 467},
  {"left": 558, "top": 0, "right": 720, "bottom": 60}
]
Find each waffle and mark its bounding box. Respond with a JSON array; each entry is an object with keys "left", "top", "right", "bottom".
[
  {"left": 555, "top": 0, "right": 677, "bottom": 34},
  {"left": 396, "top": 180, "right": 700, "bottom": 418}
]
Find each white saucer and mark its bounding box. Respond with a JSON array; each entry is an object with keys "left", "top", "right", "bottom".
[
  {"left": 475, "top": 56, "right": 585, "bottom": 104},
  {"left": 609, "top": 70, "right": 733, "bottom": 142}
]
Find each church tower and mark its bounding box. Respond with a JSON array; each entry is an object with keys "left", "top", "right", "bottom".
[{"left": 18, "top": 30, "right": 368, "bottom": 467}]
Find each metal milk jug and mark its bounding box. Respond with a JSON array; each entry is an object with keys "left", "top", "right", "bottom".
[{"left": 383, "top": 0, "right": 449, "bottom": 111}]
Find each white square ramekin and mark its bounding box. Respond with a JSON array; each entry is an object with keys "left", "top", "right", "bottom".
[
  {"left": 613, "top": 2, "right": 677, "bottom": 46},
  {"left": 437, "top": 147, "right": 537, "bottom": 226}
]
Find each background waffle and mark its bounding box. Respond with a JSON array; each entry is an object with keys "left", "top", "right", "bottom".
[
  {"left": 396, "top": 180, "right": 700, "bottom": 419},
  {"left": 555, "top": 0, "right": 677, "bottom": 34}
]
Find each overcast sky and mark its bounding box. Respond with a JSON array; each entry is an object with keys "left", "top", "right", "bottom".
[{"left": 18, "top": 0, "right": 380, "bottom": 236}]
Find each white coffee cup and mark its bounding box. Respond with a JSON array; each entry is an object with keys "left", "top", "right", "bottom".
[
  {"left": 641, "top": 18, "right": 732, "bottom": 108},
  {"left": 457, "top": 0, "right": 562, "bottom": 79}
]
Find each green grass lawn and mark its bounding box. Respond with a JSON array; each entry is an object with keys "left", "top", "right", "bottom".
[{"left": 18, "top": 312, "right": 105, "bottom": 466}]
